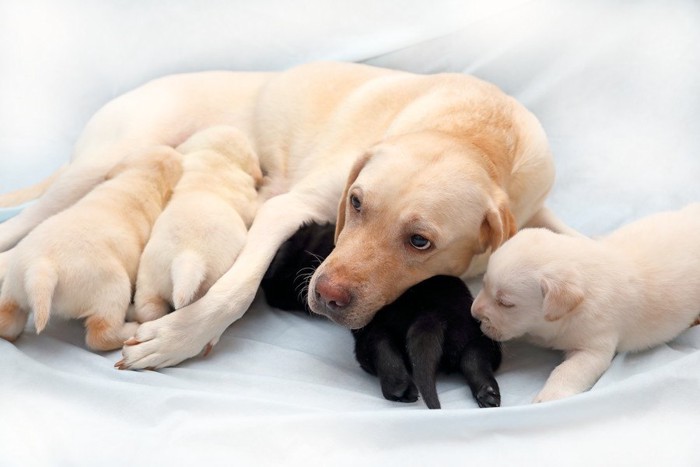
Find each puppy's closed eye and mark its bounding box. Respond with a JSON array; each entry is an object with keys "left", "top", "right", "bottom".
[{"left": 496, "top": 293, "right": 514, "bottom": 308}]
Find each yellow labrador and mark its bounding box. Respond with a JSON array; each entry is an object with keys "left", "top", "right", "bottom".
[
  {"left": 133, "top": 126, "right": 262, "bottom": 322},
  {"left": 0, "top": 147, "right": 182, "bottom": 350},
  {"left": 0, "top": 62, "right": 572, "bottom": 369},
  {"left": 472, "top": 203, "right": 700, "bottom": 402}
]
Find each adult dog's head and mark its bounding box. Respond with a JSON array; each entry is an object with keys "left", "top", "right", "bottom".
[{"left": 307, "top": 131, "right": 516, "bottom": 328}]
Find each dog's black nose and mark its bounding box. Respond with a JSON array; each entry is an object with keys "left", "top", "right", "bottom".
[{"left": 314, "top": 275, "right": 352, "bottom": 312}]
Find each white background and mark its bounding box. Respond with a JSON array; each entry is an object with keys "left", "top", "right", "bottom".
[{"left": 1, "top": 1, "right": 699, "bottom": 465}]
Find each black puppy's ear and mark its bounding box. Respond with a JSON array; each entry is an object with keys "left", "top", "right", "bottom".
[{"left": 335, "top": 152, "right": 372, "bottom": 242}]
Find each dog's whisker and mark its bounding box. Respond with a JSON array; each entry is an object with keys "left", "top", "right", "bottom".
[
  {"left": 295, "top": 273, "right": 314, "bottom": 304},
  {"left": 305, "top": 251, "right": 326, "bottom": 265},
  {"left": 293, "top": 271, "right": 313, "bottom": 290}
]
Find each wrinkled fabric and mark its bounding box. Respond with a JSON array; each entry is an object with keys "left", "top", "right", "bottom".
[{"left": 1, "top": 1, "right": 699, "bottom": 465}]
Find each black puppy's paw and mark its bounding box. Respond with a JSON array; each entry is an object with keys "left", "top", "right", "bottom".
[
  {"left": 380, "top": 375, "right": 419, "bottom": 403},
  {"left": 475, "top": 384, "right": 501, "bottom": 408}
]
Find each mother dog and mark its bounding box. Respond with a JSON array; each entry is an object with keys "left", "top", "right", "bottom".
[{"left": 0, "top": 62, "right": 572, "bottom": 369}]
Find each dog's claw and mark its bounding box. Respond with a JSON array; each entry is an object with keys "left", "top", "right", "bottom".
[
  {"left": 124, "top": 337, "right": 140, "bottom": 346},
  {"left": 114, "top": 359, "right": 125, "bottom": 370},
  {"left": 380, "top": 377, "right": 419, "bottom": 403},
  {"left": 202, "top": 343, "right": 214, "bottom": 357},
  {"left": 476, "top": 384, "right": 501, "bottom": 408}
]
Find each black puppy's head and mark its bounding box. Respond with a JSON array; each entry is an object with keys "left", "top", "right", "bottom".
[{"left": 261, "top": 222, "right": 336, "bottom": 311}]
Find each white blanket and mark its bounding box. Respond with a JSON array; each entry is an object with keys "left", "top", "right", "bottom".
[{"left": 1, "top": 1, "right": 699, "bottom": 465}]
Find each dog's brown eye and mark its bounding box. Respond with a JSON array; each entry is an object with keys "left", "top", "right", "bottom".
[
  {"left": 409, "top": 234, "right": 431, "bottom": 250},
  {"left": 350, "top": 194, "right": 361, "bottom": 212}
]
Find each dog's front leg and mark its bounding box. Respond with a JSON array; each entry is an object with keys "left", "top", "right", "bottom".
[
  {"left": 117, "top": 192, "right": 331, "bottom": 370},
  {"left": 533, "top": 346, "right": 616, "bottom": 403}
]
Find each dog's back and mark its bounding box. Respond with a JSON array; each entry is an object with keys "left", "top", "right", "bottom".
[{"left": 602, "top": 203, "right": 700, "bottom": 350}]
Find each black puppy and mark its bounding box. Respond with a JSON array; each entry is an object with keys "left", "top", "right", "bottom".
[
  {"left": 261, "top": 222, "right": 502, "bottom": 409},
  {"left": 261, "top": 222, "right": 336, "bottom": 311}
]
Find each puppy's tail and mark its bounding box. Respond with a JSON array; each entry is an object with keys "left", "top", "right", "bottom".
[
  {"left": 171, "top": 250, "right": 206, "bottom": 309},
  {"left": 0, "top": 165, "right": 67, "bottom": 208},
  {"left": 406, "top": 316, "right": 445, "bottom": 409},
  {"left": 0, "top": 250, "right": 10, "bottom": 285},
  {"left": 25, "top": 259, "right": 58, "bottom": 333}
]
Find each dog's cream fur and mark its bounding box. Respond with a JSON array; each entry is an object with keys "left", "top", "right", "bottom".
[
  {"left": 472, "top": 203, "right": 700, "bottom": 402},
  {"left": 0, "top": 62, "right": 572, "bottom": 369},
  {"left": 133, "top": 126, "right": 262, "bottom": 322},
  {"left": 0, "top": 147, "right": 182, "bottom": 350}
]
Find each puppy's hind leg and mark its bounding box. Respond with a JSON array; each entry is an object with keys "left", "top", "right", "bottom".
[
  {"left": 85, "top": 314, "right": 140, "bottom": 352},
  {"left": 133, "top": 265, "right": 171, "bottom": 323},
  {"left": 0, "top": 300, "right": 28, "bottom": 342},
  {"left": 354, "top": 327, "right": 418, "bottom": 403},
  {"left": 406, "top": 315, "right": 445, "bottom": 409},
  {"left": 132, "top": 294, "right": 171, "bottom": 323},
  {"left": 84, "top": 273, "right": 138, "bottom": 351},
  {"left": 459, "top": 336, "right": 502, "bottom": 408}
]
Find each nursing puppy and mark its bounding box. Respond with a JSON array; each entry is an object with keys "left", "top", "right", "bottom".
[
  {"left": 471, "top": 203, "right": 700, "bottom": 403},
  {"left": 133, "top": 126, "right": 262, "bottom": 323},
  {"left": 261, "top": 222, "right": 336, "bottom": 311},
  {"left": 0, "top": 147, "right": 182, "bottom": 350},
  {"left": 262, "top": 222, "right": 502, "bottom": 409},
  {"left": 0, "top": 62, "right": 573, "bottom": 370}
]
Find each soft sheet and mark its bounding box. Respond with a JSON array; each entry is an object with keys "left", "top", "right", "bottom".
[{"left": 1, "top": 1, "right": 699, "bottom": 465}]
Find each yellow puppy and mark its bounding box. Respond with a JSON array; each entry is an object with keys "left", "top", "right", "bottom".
[
  {"left": 133, "top": 126, "right": 262, "bottom": 322},
  {"left": 472, "top": 203, "right": 700, "bottom": 402},
  {"left": 0, "top": 147, "right": 182, "bottom": 350},
  {"left": 0, "top": 62, "right": 576, "bottom": 369}
]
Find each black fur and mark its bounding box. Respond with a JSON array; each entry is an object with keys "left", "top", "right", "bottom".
[
  {"left": 352, "top": 276, "right": 502, "bottom": 408},
  {"left": 261, "top": 222, "right": 335, "bottom": 312},
  {"left": 261, "top": 222, "right": 502, "bottom": 409}
]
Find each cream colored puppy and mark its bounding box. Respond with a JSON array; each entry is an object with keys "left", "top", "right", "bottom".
[
  {"left": 0, "top": 62, "right": 575, "bottom": 369},
  {"left": 471, "top": 203, "right": 700, "bottom": 403},
  {"left": 0, "top": 147, "right": 182, "bottom": 350},
  {"left": 133, "top": 126, "right": 262, "bottom": 322}
]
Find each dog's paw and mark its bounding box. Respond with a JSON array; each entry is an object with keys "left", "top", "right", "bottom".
[
  {"left": 533, "top": 385, "right": 577, "bottom": 403},
  {"left": 379, "top": 375, "right": 419, "bottom": 403},
  {"left": 115, "top": 310, "right": 218, "bottom": 370},
  {"left": 475, "top": 384, "right": 501, "bottom": 408}
]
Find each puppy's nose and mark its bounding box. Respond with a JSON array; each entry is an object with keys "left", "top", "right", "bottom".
[
  {"left": 314, "top": 276, "right": 352, "bottom": 312},
  {"left": 471, "top": 301, "right": 484, "bottom": 320}
]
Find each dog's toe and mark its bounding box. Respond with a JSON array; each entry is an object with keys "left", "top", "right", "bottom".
[
  {"left": 401, "top": 383, "right": 419, "bottom": 403},
  {"left": 118, "top": 310, "right": 217, "bottom": 370},
  {"left": 476, "top": 384, "right": 501, "bottom": 408},
  {"left": 380, "top": 377, "right": 418, "bottom": 403}
]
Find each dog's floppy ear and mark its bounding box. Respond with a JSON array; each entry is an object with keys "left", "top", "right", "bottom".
[
  {"left": 479, "top": 191, "right": 516, "bottom": 253},
  {"left": 335, "top": 152, "right": 371, "bottom": 242},
  {"left": 540, "top": 271, "right": 585, "bottom": 321}
]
